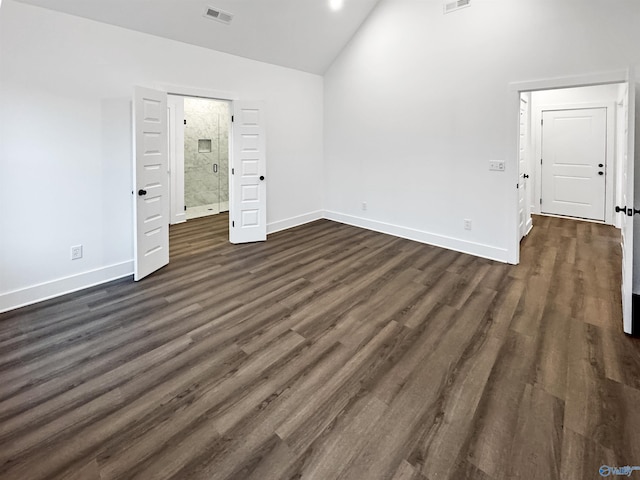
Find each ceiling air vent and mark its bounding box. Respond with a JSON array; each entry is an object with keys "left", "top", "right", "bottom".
[
  {"left": 203, "top": 6, "right": 234, "bottom": 25},
  {"left": 443, "top": 0, "right": 470, "bottom": 14}
]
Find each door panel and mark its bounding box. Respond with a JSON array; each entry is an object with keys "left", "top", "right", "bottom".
[
  {"left": 541, "top": 108, "right": 607, "bottom": 221},
  {"left": 133, "top": 86, "right": 169, "bottom": 281},
  {"left": 230, "top": 101, "right": 267, "bottom": 244}
]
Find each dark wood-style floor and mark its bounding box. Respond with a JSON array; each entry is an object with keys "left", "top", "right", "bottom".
[{"left": 1, "top": 214, "right": 639, "bottom": 480}]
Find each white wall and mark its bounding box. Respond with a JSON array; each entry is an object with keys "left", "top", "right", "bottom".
[
  {"left": 323, "top": 0, "right": 640, "bottom": 262},
  {"left": 0, "top": 0, "right": 324, "bottom": 311}
]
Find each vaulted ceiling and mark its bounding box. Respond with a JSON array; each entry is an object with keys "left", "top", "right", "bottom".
[{"left": 14, "top": 0, "right": 382, "bottom": 74}]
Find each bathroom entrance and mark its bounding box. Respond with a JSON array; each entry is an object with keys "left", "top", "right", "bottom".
[
  {"left": 133, "top": 86, "right": 267, "bottom": 281},
  {"left": 184, "top": 97, "right": 230, "bottom": 219},
  {"left": 167, "top": 94, "right": 231, "bottom": 225}
]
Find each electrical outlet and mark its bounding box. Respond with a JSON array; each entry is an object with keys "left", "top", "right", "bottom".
[
  {"left": 464, "top": 219, "right": 472, "bottom": 231},
  {"left": 71, "top": 245, "right": 83, "bottom": 260},
  {"left": 362, "top": 202, "right": 367, "bottom": 211},
  {"left": 489, "top": 160, "right": 505, "bottom": 171}
]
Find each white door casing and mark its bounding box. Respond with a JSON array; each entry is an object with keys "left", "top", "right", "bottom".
[
  {"left": 230, "top": 101, "right": 267, "bottom": 244},
  {"left": 133, "top": 86, "right": 169, "bottom": 281},
  {"left": 167, "top": 94, "right": 186, "bottom": 225},
  {"left": 519, "top": 96, "right": 532, "bottom": 239},
  {"left": 541, "top": 108, "right": 607, "bottom": 221}
]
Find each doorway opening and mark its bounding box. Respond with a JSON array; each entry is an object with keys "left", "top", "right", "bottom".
[
  {"left": 510, "top": 72, "right": 636, "bottom": 334},
  {"left": 167, "top": 94, "right": 231, "bottom": 227},
  {"left": 184, "top": 97, "right": 230, "bottom": 221},
  {"left": 518, "top": 83, "right": 624, "bottom": 241}
]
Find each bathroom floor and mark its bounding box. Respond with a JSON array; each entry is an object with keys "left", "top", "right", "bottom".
[{"left": 186, "top": 203, "right": 229, "bottom": 220}]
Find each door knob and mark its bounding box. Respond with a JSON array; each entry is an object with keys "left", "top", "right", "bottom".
[
  {"left": 598, "top": 171, "right": 604, "bottom": 175},
  {"left": 259, "top": 176, "right": 265, "bottom": 181},
  {"left": 138, "top": 189, "right": 147, "bottom": 196},
  {"left": 523, "top": 174, "right": 529, "bottom": 179},
  {"left": 598, "top": 164, "right": 604, "bottom": 167},
  {"left": 616, "top": 206, "right": 628, "bottom": 214}
]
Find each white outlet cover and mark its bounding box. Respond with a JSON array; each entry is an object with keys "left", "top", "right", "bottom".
[
  {"left": 489, "top": 160, "right": 505, "bottom": 171},
  {"left": 71, "top": 245, "right": 83, "bottom": 260}
]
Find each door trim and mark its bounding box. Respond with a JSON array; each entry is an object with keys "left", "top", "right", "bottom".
[
  {"left": 155, "top": 84, "right": 240, "bottom": 102},
  {"left": 167, "top": 95, "right": 186, "bottom": 225},
  {"left": 534, "top": 103, "right": 615, "bottom": 224}
]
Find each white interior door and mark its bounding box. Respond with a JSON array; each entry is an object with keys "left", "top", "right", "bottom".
[
  {"left": 621, "top": 80, "right": 637, "bottom": 334},
  {"left": 519, "top": 96, "right": 532, "bottom": 239},
  {"left": 133, "top": 86, "right": 169, "bottom": 281},
  {"left": 230, "top": 101, "right": 267, "bottom": 244},
  {"left": 541, "top": 108, "right": 607, "bottom": 221}
]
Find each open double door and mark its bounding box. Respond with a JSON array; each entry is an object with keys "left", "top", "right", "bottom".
[{"left": 132, "top": 86, "right": 267, "bottom": 281}]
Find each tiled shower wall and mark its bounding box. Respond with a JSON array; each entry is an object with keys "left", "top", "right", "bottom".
[{"left": 183, "top": 97, "right": 230, "bottom": 210}]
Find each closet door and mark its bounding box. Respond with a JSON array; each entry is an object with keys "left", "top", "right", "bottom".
[{"left": 230, "top": 101, "right": 267, "bottom": 244}]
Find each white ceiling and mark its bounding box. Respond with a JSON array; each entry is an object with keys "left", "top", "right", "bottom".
[{"left": 14, "top": 0, "right": 381, "bottom": 74}]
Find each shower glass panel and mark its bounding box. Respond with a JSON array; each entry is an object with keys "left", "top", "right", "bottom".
[{"left": 183, "top": 97, "right": 230, "bottom": 220}]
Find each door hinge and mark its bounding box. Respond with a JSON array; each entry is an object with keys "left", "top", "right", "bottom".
[
  {"left": 184, "top": 205, "right": 186, "bottom": 211},
  {"left": 184, "top": 119, "right": 187, "bottom": 125},
  {"left": 232, "top": 168, "right": 235, "bottom": 175},
  {"left": 540, "top": 158, "right": 543, "bottom": 165},
  {"left": 231, "top": 115, "right": 234, "bottom": 122},
  {"left": 232, "top": 221, "right": 235, "bottom": 227},
  {"left": 541, "top": 119, "right": 543, "bottom": 125},
  {"left": 516, "top": 183, "right": 519, "bottom": 189},
  {"left": 540, "top": 198, "right": 542, "bottom": 205}
]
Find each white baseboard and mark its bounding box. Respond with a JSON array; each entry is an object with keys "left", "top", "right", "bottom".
[
  {"left": 267, "top": 210, "right": 324, "bottom": 235},
  {"left": 1, "top": 209, "right": 512, "bottom": 313},
  {"left": 524, "top": 218, "right": 533, "bottom": 237},
  {"left": 324, "top": 211, "right": 509, "bottom": 263},
  {"left": 0, "top": 261, "right": 133, "bottom": 313}
]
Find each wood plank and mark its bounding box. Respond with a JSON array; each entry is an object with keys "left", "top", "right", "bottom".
[{"left": 0, "top": 213, "right": 637, "bottom": 480}]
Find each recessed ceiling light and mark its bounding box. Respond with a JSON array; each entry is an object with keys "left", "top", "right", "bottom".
[{"left": 329, "top": 0, "right": 344, "bottom": 11}]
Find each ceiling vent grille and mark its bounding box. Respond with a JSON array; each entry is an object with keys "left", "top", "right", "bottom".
[
  {"left": 203, "top": 6, "right": 234, "bottom": 25},
  {"left": 443, "top": 0, "right": 470, "bottom": 14}
]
